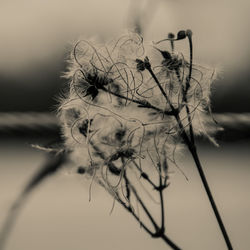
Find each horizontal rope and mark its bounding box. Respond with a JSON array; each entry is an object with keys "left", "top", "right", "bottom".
[
  {"left": 0, "top": 112, "right": 59, "bottom": 131},
  {"left": 0, "top": 112, "right": 249, "bottom": 138},
  {"left": 0, "top": 112, "right": 250, "bottom": 128},
  {"left": 213, "top": 113, "right": 250, "bottom": 128}
]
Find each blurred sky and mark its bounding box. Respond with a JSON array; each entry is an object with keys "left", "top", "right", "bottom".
[{"left": 0, "top": 0, "right": 249, "bottom": 112}]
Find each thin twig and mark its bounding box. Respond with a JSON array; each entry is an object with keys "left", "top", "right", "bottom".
[
  {"left": 126, "top": 178, "right": 181, "bottom": 250},
  {"left": 132, "top": 160, "right": 158, "bottom": 189},
  {"left": 147, "top": 58, "right": 233, "bottom": 250},
  {"left": 146, "top": 66, "right": 177, "bottom": 113},
  {"left": 127, "top": 179, "right": 159, "bottom": 231},
  {"left": 182, "top": 130, "right": 233, "bottom": 250},
  {"left": 158, "top": 162, "right": 165, "bottom": 232},
  {"left": 101, "top": 86, "right": 175, "bottom": 116},
  {"left": 183, "top": 31, "right": 195, "bottom": 144}
]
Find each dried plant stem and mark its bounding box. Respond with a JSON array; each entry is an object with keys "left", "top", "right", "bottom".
[
  {"left": 132, "top": 160, "right": 158, "bottom": 189},
  {"left": 131, "top": 162, "right": 174, "bottom": 248},
  {"left": 181, "top": 130, "right": 233, "bottom": 250},
  {"left": 160, "top": 234, "right": 181, "bottom": 250},
  {"left": 146, "top": 67, "right": 177, "bottom": 113},
  {"left": 181, "top": 32, "right": 232, "bottom": 249},
  {"left": 87, "top": 134, "right": 181, "bottom": 250},
  {"left": 116, "top": 189, "right": 181, "bottom": 250},
  {"left": 129, "top": 180, "right": 159, "bottom": 230},
  {"left": 174, "top": 108, "right": 233, "bottom": 249},
  {"left": 101, "top": 86, "right": 174, "bottom": 115},
  {"left": 184, "top": 31, "right": 195, "bottom": 144},
  {"left": 158, "top": 163, "right": 165, "bottom": 232},
  {"left": 125, "top": 178, "right": 181, "bottom": 250},
  {"left": 58, "top": 30, "right": 235, "bottom": 249},
  {"left": 127, "top": 160, "right": 173, "bottom": 248},
  {"left": 148, "top": 64, "right": 233, "bottom": 249}
]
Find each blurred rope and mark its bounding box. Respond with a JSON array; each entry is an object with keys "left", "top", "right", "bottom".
[
  {"left": 0, "top": 112, "right": 250, "bottom": 140},
  {"left": 0, "top": 112, "right": 58, "bottom": 129},
  {"left": 213, "top": 113, "right": 250, "bottom": 127},
  {"left": 0, "top": 112, "right": 59, "bottom": 136},
  {"left": 0, "top": 112, "right": 250, "bottom": 129},
  {"left": 0, "top": 112, "right": 250, "bottom": 142}
]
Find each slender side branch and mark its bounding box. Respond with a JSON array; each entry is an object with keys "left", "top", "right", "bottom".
[
  {"left": 161, "top": 234, "right": 181, "bottom": 250},
  {"left": 132, "top": 160, "right": 158, "bottom": 189},
  {"left": 147, "top": 57, "right": 233, "bottom": 250},
  {"left": 125, "top": 179, "right": 181, "bottom": 250},
  {"left": 101, "top": 86, "right": 175, "bottom": 116},
  {"left": 183, "top": 31, "right": 195, "bottom": 144},
  {"left": 185, "top": 135, "right": 233, "bottom": 250},
  {"left": 127, "top": 178, "right": 159, "bottom": 231},
  {"left": 176, "top": 114, "right": 233, "bottom": 250},
  {"left": 145, "top": 65, "right": 177, "bottom": 114},
  {"left": 158, "top": 163, "right": 165, "bottom": 232},
  {"left": 115, "top": 192, "right": 154, "bottom": 236}
]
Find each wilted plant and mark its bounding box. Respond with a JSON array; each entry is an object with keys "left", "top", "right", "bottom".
[
  {"left": 0, "top": 30, "right": 233, "bottom": 250},
  {"left": 57, "top": 30, "right": 233, "bottom": 249}
]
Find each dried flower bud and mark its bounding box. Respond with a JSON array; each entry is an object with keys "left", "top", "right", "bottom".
[
  {"left": 77, "top": 166, "right": 86, "bottom": 174},
  {"left": 168, "top": 33, "right": 175, "bottom": 39},
  {"left": 186, "top": 29, "right": 193, "bottom": 37},
  {"left": 159, "top": 50, "right": 172, "bottom": 60},
  {"left": 136, "top": 58, "right": 146, "bottom": 71},
  {"left": 143, "top": 56, "right": 151, "bottom": 69},
  {"left": 176, "top": 30, "right": 186, "bottom": 40},
  {"left": 79, "top": 119, "right": 93, "bottom": 137},
  {"left": 115, "top": 129, "right": 126, "bottom": 141}
]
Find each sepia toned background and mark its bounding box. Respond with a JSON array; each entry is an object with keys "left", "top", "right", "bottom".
[{"left": 0, "top": 0, "right": 249, "bottom": 249}]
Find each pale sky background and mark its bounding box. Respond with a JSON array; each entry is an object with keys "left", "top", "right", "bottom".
[
  {"left": 0, "top": 0, "right": 249, "bottom": 113},
  {"left": 0, "top": 0, "right": 249, "bottom": 74}
]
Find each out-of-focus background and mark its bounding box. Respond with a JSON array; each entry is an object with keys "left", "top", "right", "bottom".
[
  {"left": 0, "top": 0, "right": 249, "bottom": 250},
  {"left": 0, "top": 0, "right": 250, "bottom": 113}
]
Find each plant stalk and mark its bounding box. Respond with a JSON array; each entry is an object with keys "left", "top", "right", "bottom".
[
  {"left": 161, "top": 234, "right": 182, "bottom": 250},
  {"left": 186, "top": 141, "right": 233, "bottom": 250},
  {"left": 178, "top": 118, "right": 233, "bottom": 250},
  {"left": 149, "top": 37, "right": 233, "bottom": 249}
]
